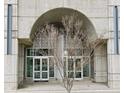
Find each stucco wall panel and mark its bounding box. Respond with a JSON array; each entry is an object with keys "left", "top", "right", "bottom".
[
  {"left": 4, "top": 4, "right": 18, "bottom": 17},
  {"left": 18, "top": 17, "right": 36, "bottom": 38},
  {"left": 4, "top": 0, "right": 17, "bottom": 4},
  {"left": 4, "top": 55, "right": 18, "bottom": 75},
  {"left": 90, "top": 18, "right": 108, "bottom": 36},
  {"left": 18, "top": 0, "right": 109, "bottom": 39},
  {"left": 19, "top": 0, "right": 36, "bottom": 17},
  {"left": 4, "top": 16, "right": 18, "bottom": 31},
  {"left": 109, "top": 0, "right": 120, "bottom": 5}
]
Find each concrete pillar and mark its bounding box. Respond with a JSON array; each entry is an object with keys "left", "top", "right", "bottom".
[
  {"left": 4, "top": 0, "right": 18, "bottom": 91},
  {"left": 94, "top": 44, "right": 107, "bottom": 83},
  {"left": 4, "top": 39, "right": 18, "bottom": 90},
  {"left": 18, "top": 44, "right": 25, "bottom": 88},
  {"left": 107, "top": 39, "right": 120, "bottom": 88}
]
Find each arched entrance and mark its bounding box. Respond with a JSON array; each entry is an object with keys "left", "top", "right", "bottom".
[
  {"left": 30, "top": 8, "right": 97, "bottom": 42},
  {"left": 18, "top": 8, "right": 107, "bottom": 87}
]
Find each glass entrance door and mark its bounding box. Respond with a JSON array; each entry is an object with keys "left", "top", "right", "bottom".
[
  {"left": 64, "top": 57, "right": 83, "bottom": 80},
  {"left": 33, "top": 57, "right": 49, "bottom": 81},
  {"left": 41, "top": 58, "right": 49, "bottom": 80},
  {"left": 75, "top": 58, "right": 82, "bottom": 80},
  {"left": 33, "top": 58, "right": 41, "bottom": 80}
]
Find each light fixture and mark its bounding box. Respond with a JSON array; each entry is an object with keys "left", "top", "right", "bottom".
[{"left": 64, "top": 50, "right": 68, "bottom": 56}]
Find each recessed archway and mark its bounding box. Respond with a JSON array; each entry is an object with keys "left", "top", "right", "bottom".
[
  {"left": 24, "top": 7, "right": 98, "bottom": 82},
  {"left": 26, "top": 7, "right": 98, "bottom": 80},
  {"left": 30, "top": 8, "right": 97, "bottom": 43}
]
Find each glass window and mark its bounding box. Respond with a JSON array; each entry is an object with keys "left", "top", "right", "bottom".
[
  {"left": 34, "top": 72, "right": 40, "bottom": 79},
  {"left": 27, "top": 49, "right": 35, "bottom": 56},
  {"left": 42, "top": 59, "right": 48, "bottom": 71},
  {"left": 67, "top": 58, "right": 74, "bottom": 78},
  {"left": 64, "top": 49, "right": 82, "bottom": 56},
  {"left": 27, "top": 48, "right": 54, "bottom": 56},
  {"left": 68, "top": 58, "right": 74, "bottom": 71},
  {"left": 68, "top": 72, "right": 74, "bottom": 78},
  {"left": 35, "top": 49, "right": 48, "bottom": 56},
  {"left": 75, "top": 59, "right": 81, "bottom": 71},
  {"left": 27, "top": 57, "right": 33, "bottom": 77},
  {"left": 64, "top": 57, "right": 83, "bottom": 79},
  {"left": 42, "top": 72, "right": 48, "bottom": 78},
  {"left": 48, "top": 49, "right": 54, "bottom": 56},
  {"left": 75, "top": 72, "right": 81, "bottom": 78},
  {"left": 83, "top": 62, "right": 89, "bottom": 77},
  {"left": 64, "top": 57, "right": 66, "bottom": 77},
  {"left": 27, "top": 49, "right": 30, "bottom": 56},
  {"left": 34, "top": 59, "right": 40, "bottom": 71},
  {"left": 49, "top": 58, "right": 54, "bottom": 77}
]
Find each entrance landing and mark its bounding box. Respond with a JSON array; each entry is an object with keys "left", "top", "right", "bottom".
[{"left": 6, "top": 80, "right": 119, "bottom": 93}]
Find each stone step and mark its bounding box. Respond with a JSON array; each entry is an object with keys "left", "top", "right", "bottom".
[{"left": 5, "top": 90, "right": 119, "bottom": 93}]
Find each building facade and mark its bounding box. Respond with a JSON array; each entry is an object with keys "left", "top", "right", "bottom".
[{"left": 4, "top": 0, "right": 120, "bottom": 93}]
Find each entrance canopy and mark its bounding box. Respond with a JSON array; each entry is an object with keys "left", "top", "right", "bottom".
[{"left": 30, "top": 8, "right": 97, "bottom": 43}]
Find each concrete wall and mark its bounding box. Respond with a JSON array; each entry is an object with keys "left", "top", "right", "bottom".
[
  {"left": 4, "top": 0, "right": 120, "bottom": 91},
  {"left": 18, "top": 0, "right": 108, "bottom": 39},
  {"left": 107, "top": 0, "right": 120, "bottom": 88},
  {"left": 18, "top": 44, "right": 25, "bottom": 87},
  {"left": 94, "top": 44, "right": 107, "bottom": 82},
  {"left": 4, "top": 0, "right": 18, "bottom": 92}
]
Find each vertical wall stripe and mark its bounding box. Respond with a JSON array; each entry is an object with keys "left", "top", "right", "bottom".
[
  {"left": 7, "top": 4, "right": 12, "bottom": 54},
  {"left": 113, "top": 6, "right": 119, "bottom": 54}
]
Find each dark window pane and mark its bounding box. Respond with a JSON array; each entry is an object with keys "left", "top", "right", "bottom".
[
  {"left": 34, "top": 59, "right": 40, "bottom": 71},
  {"left": 68, "top": 72, "right": 74, "bottom": 78},
  {"left": 35, "top": 49, "right": 48, "bottom": 56},
  {"left": 42, "top": 72, "right": 48, "bottom": 78},
  {"left": 27, "top": 57, "right": 33, "bottom": 77},
  {"left": 64, "top": 57, "right": 66, "bottom": 77},
  {"left": 75, "top": 72, "right": 81, "bottom": 78},
  {"left": 83, "top": 63, "right": 89, "bottom": 77},
  {"left": 27, "top": 49, "right": 35, "bottom": 56},
  {"left": 49, "top": 58, "right": 54, "bottom": 77},
  {"left": 27, "top": 49, "right": 30, "bottom": 56},
  {"left": 75, "top": 59, "right": 81, "bottom": 71},
  {"left": 49, "top": 71, "right": 54, "bottom": 77},
  {"left": 68, "top": 58, "right": 74, "bottom": 71},
  {"left": 30, "top": 49, "right": 35, "bottom": 56},
  {"left": 34, "top": 72, "right": 40, "bottom": 79},
  {"left": 42, "top": 59, "right": 48, "bottom": 71}
]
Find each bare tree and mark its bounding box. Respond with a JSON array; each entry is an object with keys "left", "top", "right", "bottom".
[{"left": 32, "top": 13, "right": 106, "bottom": 93}]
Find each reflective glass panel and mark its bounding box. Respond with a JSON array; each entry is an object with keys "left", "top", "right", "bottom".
[
  {"left": 75, "top": 59, "right": 81, "bottom": 71},
  {"left": 68, "top": 72, "right": 74, "bottom": 78},
  {"left": 27, "top": 49, "right": 35, "bottom": 56},
  {"left": 34, "top": 59, "right": 40, "bottom": 71},
  {"left": 34, "top": 72, "right": 40, "bottom": 79},
  {"left": 49, "top": 58, "right": 54, "bottom": 77},
  {"left": 42, "top": 72, "right": 48, "bottom": 79},
  {"left": 75, "top": 72, "right": 81, "bottom": 78},
  {"left": 35, "top": 49, "right": 48, "bottom": 56},
  {"left": 64, "top": 57, "right": 66, "bottom": 77},
  {"left": 27, "top": 57, "right": 33, "bottom": 77},
  {"left": 68, "top": 58, "right": 74, "bottom": 71},
  {"left": 83, "top": 63, "right": 89, "bottom": 77},
  {"left": 42, "top": 59, "right": 47, "bottom": 71}
]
